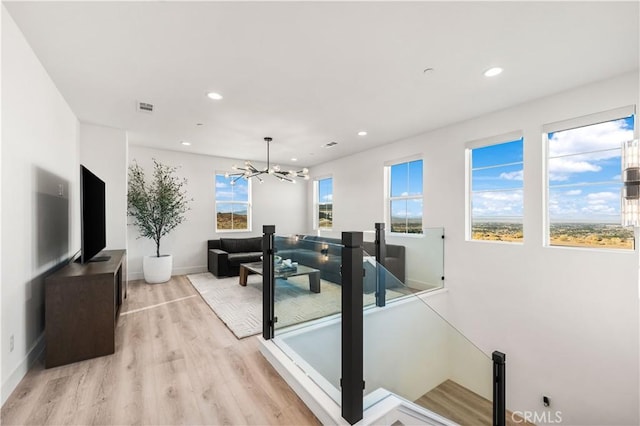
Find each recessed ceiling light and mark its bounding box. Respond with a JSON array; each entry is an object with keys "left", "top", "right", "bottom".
[
  {"left": 206, "top": 92, "right": 223, "bottom": 100},
  {"left": 291, "top": 158, "right": 298, "bottom": 162},
  {"left": 483, "top": 67, "right": 503, "bottom": 77},
  {"left": 357, "top": 131, "right": 367, "bottom": 136},
  {"left": 181, "top": 141, "right": 191, "bottom": 146}
]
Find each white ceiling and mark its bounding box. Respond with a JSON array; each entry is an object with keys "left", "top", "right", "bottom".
[{"left": 4, "top": 1, "right": 639, "bottom": 167}]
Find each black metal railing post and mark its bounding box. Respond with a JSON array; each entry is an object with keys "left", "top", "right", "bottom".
[
  {"left": 493, "top": 350, "right": 506, "bottom": 426},
  {"left": 341, "top": 231, "right": 364, "bottom": 425},
  {"left": 262, "top": 225, "right": 276, "bottom": 340},
  {"left": 374, "top": 222, "right": 386, "bottom": 307}
]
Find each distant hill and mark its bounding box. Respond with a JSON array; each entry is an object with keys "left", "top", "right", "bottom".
[
  {"left": 390, "top": 217, "right": 422, "bottom": 234},
  {"left": 217, "top": 212, "right": 247, "bottom": 230},
  {"left": 471, "top": 221, "right": 633, "bottom": 248}
]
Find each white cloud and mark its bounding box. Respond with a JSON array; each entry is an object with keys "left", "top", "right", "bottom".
[
  {"left": 548, "top": 118, "right": 633, "bottom": 158},
  {"left": 391, "top": 208, "right": 421, "bottom": 218},
  {"left": 547, "top": 118, "right": 630, "bottom": 182},
  {"left": 322, "top": 194, "right": 333, "bottom": 202},
  {"left": 582, "top": 204, "right": 616, "bottom": 214},
  {"left": 477, "top": 191, "right": 523, "bottom": 202},
  {"left": 588, "top": 199, "right": 606, "bottom": 205},
  {"left": 586, "top": 191, "right": 618, "bottom": 201},
  {"left": 216, "top": 191, "right": 234, "bottom": 199},
  {"left": 472, "top": 190, "right": 523, "bottom": 217},
  {"left": 216, "top": 182, "right": 228, "bottom": 188},
  {"left": 499, "top": 170, "right": 523, "bottom": 181},
  {"left": 549, "top": 189, "right": 620, "bottom": 220},
  {"left": 548, "top": 158, "right": 602, "bottom": 181}
]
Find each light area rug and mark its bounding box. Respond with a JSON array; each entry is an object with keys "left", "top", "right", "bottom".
[
  {"left": 187, "top": 272, "right": 342, "bottom": 338},
  {"left": 187, "top": 272, "right": 403, "bottom": 339}
]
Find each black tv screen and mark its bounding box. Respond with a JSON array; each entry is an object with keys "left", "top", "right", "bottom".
[{"left": 80, "top": 165, "right": 106, "bottom": 263}]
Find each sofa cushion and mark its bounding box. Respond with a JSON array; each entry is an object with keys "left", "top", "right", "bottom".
[
  {"left": 220, "top": 237, "right": 262, "bottom": 253},
  {"left": 227, "top": 252, "right": 262, "bottom": 266}
]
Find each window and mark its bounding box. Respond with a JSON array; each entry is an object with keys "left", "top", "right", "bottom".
[
  {"left": 215, "top": 174, "right": 251, "bottom": 231},
  {"left": 387, "top": 159, "right": 423, "bottom": 234},
  {"left": 546, "top": 114, "right": 635, "bottom": 249},
  {"left": 314, "top": 177, "right": 333, "bottom": 229},
  {"left": 469, "top": 137, "right": 524, "bottom": 242}
]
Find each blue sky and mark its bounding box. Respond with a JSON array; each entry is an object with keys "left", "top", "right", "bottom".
[
  {"left": 471, "top": 139, "right": 524, "bottom": 220},
  {"left": 471, "top": 116, "right": 635, "bottom": 223},
  {"left": 318, "top": 177, "right": 333, "bottom": 204},
  {"left": 216, "top": 174, "right": 249, "bottom": 213},
  {"left": 390, "top": 160, "right": 423, "bottom": 219},
  {"left": 548, "top": 116, "right": 633, "bottom": 222}
]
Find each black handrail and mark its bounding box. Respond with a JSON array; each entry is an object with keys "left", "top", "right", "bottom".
[
  {"left": 374, "top": 222, "right": 387, "bottom": 307},
  {"left": 262, "top": 225, "right": 275, "bottom": 340},
  {"left": 493, "top": 350, "right": 506, "bottom": 426},
  {"left": 341, "top": 231, "right": 364, "bottom": 424}
]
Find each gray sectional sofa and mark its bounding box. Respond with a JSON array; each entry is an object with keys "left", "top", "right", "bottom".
[
  {"left": 207, "top": 237, "right": 263, "bottom": 277},
  {"left": 207, "top": 235, "right": 405, "bottom": 290},
  {"left": 274, "top": 235, "right": 405, "bottom": 286}
]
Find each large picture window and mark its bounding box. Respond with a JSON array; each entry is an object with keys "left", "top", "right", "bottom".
[
  {"left": 215, "top": 174, "right": 251, "bottom": 231},
  {"left": 546, "top": 114, "right": 635, "bottom": 249},
  {"left": 469, "top": 137, "right": 524, "bottom": 242},
  {"left": 314, "top": 177, "right": 333, "bottom": 229},
  {"left": 387, "top": 159, "right": 423, "bottom": 234}
]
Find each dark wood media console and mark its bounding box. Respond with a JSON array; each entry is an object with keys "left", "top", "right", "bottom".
[{"left": 45, "top": 249, "right": 126, "bottom": 368}]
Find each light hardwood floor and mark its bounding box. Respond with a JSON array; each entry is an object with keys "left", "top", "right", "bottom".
[
  {"left": 1, "top": 275, "right": 320, "bottom": 425},
  {"left": 416, "top": 380, "right": 533, "bottom": 426}
]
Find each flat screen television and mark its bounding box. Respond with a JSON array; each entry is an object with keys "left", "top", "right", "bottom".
[{"left": 79, "top": 165, "right": 109, "bottom": 263}]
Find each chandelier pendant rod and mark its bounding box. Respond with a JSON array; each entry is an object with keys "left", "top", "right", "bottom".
[{"left": 265, "top": 136, "right": 272, "bottom": 173}]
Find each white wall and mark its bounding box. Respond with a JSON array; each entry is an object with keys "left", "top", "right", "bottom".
[
  {"left": 309, "top": 71, "right": 640, "bottom": 425},
  {"left": 0, "top": 5, "right": 4, "bottom": 407},
  {"left": 1, "top": 5, "right": 79, "bottom": 404},
  {"left": 281, "top": 295, "right": 490, "bottom": 402},
  {"left": 79, "top": 123, "right": 128, "bottom": 251},
  {"left": 127, "top": 146, "right": 307, "bottom": 279}
]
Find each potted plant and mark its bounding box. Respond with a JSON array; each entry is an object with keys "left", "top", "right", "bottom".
[{"left": 127, "top": 159, "right": 190, "bottom": 283}]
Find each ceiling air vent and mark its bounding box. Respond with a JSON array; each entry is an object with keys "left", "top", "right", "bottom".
[
  {"left": 323, "top": 141, "right": 338, "bottom": 148},
  {"left": 136, "top": 101, "right": 154, "bottom": 113}
]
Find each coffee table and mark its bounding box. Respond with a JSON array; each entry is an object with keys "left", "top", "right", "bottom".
[{"left": 239, "top": 261, "right": 321, "bottom": 293}]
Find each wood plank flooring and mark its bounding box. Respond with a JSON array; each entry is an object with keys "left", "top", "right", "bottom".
[
  {"left": 1, "top": 275, "right": 320, "bottom": 425},
  {"left": 416, "top": 380, "right": 533, "bottom": 426}
]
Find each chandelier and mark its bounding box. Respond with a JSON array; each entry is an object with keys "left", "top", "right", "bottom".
[{"left": 225, "top": 137, "right": 310, "bottom": 184}]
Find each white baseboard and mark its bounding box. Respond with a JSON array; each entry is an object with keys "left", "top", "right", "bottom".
[
  {"left": 1, "top": 333, "right": 45, "bottom": 407},
  {"left": 173, "top": 265, "right": 207, "bottom": 276},
  {"left": 128, "top": 265, "right": 207, "bottom": 281}
]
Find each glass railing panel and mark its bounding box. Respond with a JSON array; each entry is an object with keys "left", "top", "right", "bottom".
[
  {"left": 269, "top": 234, "right": 344, "bottom": 405},
  {"left": 361, "top": 256, "right": 416, "bottom": 309},
  {"left": 386, "top": 226, "right": 444, "bottom": 292},
  {"left": 363, "top": 227, "right": 444, "bottom": 298},
  {"left": 272, "top": 234, "right": 344, "bottom": 332},
  {"left": 363, "top": 261, "right": 493, "bottom": 425}
]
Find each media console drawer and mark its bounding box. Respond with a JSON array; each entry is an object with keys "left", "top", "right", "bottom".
[{"left": 45, "top": 249, "right": 126, "bottom": 368}]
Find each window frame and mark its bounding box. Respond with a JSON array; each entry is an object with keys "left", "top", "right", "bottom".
[
  {"left": 543, "top": 106, "right": 637, "bottom": 251},
  {"left": 465, "top": 131, "right": 524, "bottom": 244},
  {"left": 214, "top": 172, "right": 252, "bottom": 233},
  {"left": 313, "top": 175, "right": 333, "bottom": 231},
  {"left": 384, "top": 156, "right": 424, "bottom": 236}
]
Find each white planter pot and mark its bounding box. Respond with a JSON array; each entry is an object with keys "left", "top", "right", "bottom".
[{"left": 143, "top": 254, "right": 172, "bottom": 284}]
